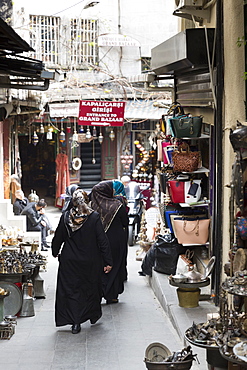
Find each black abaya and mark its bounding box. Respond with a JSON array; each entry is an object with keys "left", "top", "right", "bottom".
[
  {"left": 102, "top": 204, "right": 129, "bottom": 301},
  {"left": 52, "top": 211, "right": 112, "bottom": 327}
]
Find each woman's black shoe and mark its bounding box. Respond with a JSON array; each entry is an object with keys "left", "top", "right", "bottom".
[
  {"left": 71, "top": 324, "right": 81, "bottom": 334},
  {"left": 41, "top": 246, "right": 48, "bottom": 251}
]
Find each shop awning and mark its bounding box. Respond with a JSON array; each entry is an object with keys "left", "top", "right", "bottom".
[{"left": 124, "top": 100, "right": 166, "bottom": 120}]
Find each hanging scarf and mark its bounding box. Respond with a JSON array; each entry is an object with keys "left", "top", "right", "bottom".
[
  {"left": 66, "top": 189, "right": 93, "bottom": 232},
  {"left": 91, "top": 180, "right": 122, "bottom": 232}
]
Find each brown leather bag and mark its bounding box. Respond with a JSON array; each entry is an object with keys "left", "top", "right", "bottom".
[{"left": 172, "top": 142, "right": 200, "bottom": 173}]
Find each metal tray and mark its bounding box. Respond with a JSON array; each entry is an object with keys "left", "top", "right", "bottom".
[{"left": 0, "top": 281, "right": 22, "bottom": 316}]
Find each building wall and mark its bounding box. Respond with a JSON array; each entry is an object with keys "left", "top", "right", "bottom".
[
  {"left": 222, "top": 0, "right": 246, "bottom": 268},
  {"left": 12, "top": 0, "right": 179, "bottom": 78}
]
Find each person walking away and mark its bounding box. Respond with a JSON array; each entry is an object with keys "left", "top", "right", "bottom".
[
  {"left": 91, "top": 180, "right": 129, "bottom": 304},
  {"left": 21, "top": 199, "right": 50, "bottom": 251},
  {"left": 13, "top": 189, "right": 29, "bottom": 215},
  {"left": 113, "top": 179, "right": 129, "bottom": 281},
  {"left": 51, "top": 189, "right": 112, "bottom": 334}
]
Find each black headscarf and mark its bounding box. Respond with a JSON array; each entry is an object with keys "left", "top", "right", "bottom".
[{"left": 91, "top": 180, "right": 122, "bottom": 232}]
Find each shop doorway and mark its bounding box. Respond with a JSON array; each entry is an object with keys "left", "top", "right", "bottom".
[{"left": 18, "top": 135, "right": 56, "bottom": 205}]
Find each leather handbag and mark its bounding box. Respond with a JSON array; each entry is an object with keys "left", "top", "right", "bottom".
[
  {"left": 170, "top": 116, "right": 203, "bottom": 138},
  {"left": 168, "top": 179, "right": 201, "bottom": 204},
  {"left": 172, "top": 143, "right": 200, "bottom": 173},
  {"left": 173, "top": 218, "right": 210, "bottom": 244},
  {"left": 167, "top": 180, "right": 185, "bottom": 203}
]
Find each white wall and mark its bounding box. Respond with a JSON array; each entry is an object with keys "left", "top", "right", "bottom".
[{"left": 13, "top": 0, "right": 179, "bottom": 77}]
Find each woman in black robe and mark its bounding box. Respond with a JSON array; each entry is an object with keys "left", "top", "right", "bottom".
[
  {"left": 91, "top": 180, "right": 129, "bottom": 304},
  {"left": 52, "top": 189, "right": 112, "bottom": 334}
]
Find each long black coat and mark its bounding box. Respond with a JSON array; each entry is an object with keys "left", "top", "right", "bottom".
[
  {"left": 102, "top": 205, "right": 129, "bottom": 301},
  {"left": 51, "top": 211, "right": 112, "bottom": 327}
]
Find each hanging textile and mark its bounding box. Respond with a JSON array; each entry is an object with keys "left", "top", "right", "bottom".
[{"left": 55, "top": 153, "right": 70, "bottom": 200}]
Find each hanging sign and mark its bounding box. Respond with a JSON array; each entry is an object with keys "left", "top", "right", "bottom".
[
  {"left": 98, "top": 34, "right": 141, "bottom": 47},
  {"left": 78, "top": 100, "right": 125, "bottom": 126}
]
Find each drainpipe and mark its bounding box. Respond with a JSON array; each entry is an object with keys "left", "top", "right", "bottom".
[{"left": 211, "top": 0, "right": 223, "bottom": 305}]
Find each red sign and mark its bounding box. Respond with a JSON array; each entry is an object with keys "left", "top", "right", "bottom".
[{"left": 78, "top": 100, "right": 125, "bottom": 126}]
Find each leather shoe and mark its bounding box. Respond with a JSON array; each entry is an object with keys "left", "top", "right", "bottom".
[
  {"left": 71, "top": 324, "right": 81, "bottom": 334},
  {"left": 41, "top": 246, "right": 48, "bottom": 251}
]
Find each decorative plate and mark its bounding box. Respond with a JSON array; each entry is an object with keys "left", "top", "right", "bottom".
[
  {"left": 0, "top": 281, "right": 23, "bottom": 316},
  {"left": 71, "top": 157, "right": 82, "bottom": 171},
  {"left": 233, "top": 341, "right": 247, "bottom": 362}
]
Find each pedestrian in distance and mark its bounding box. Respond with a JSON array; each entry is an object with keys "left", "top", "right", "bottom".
[
  {"left": 91, "top": 180, "right": 129, "bottom": 304},
  {"left": 13, "top": 189, "right": 29, "bottom": 215},
  {"left": 51, "top": 188, "right": 112, "bottom": 334},
  {"left": 113, "top": 179, "right": 129, "bottom": 281},
  {"left": 61, "top": 184, "right": 79, "bottom": 214},
  {"left": 21, "top": 199, "right": 50, "bottom": 251}
]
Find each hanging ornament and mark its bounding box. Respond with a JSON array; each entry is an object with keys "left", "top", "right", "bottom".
[
  {"left": 92, "top": 126, "right": 97, "bottom": 137},
  {"left": 32, "top": 130, "right": 39, "bottom": 146},
  {"left": 59, "top": 119, "right": 66, "bottom": 142},
  {"left": 39, "top": 123, "right": 45, "bottom": 134},
  {"left": 72, "top": 117, "right": 78, "bottom": 141},
  {"left": 92, "top": 138, "right": 96, "bottom": 164},
  {"left": 79, "top": 126, "right": 84, "bottom": 133},
  {"left": 109, "top": 129, "right": 115, "bottom": 141},
  {"left": 98, "top": 130, "right": 104, "bottom": 144},
  {"left": 59, "top": 130, "right": 66, "bottom": 142},
  {"left": 47, "top": 124, "right": 53, "bottom": 140},
  {"left": 66, "top": 119, "right": 71, "bottom": 133},
  {"left": 86, "top": 127, "right": 92, "bottom": 139}
]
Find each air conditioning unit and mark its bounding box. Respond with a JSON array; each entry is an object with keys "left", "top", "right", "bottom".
[{"left": 175, "top": 0, "right": 206, "bottom": 8}]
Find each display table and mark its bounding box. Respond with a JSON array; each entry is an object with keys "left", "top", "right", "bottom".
[
  {"left": 184, "top": 332, "right": 228, "bottom": 369},
  {"left": 169, "top": 278, "right": 210, "bottom": 308}
]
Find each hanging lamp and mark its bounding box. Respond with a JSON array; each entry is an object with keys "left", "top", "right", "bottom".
[
  {"left": 86, "top": 126, "right": 92, "bottom": 139},
  {"left": 98, "top": 129, "right": 104, "bottom": 144},
  {"left": 32, "top": 130, "right": 39, "bottom": 146},
  {"left": 109, "top": 129, "right": 115, "bottom": 141},
  {"left": 59, "top": 119, "right": 66, "bottom": 142},
  {"left": 72, "top": 117, "right": 78, "bottom": 142}
]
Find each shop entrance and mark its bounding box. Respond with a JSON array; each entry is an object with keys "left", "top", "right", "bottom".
[{"left": 18, "top": 135, "right": 56, "bottom": 205}]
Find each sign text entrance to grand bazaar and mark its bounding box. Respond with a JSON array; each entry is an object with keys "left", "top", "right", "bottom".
[{"left": 78, "top": 100, "right": 125, "bottom": 126}]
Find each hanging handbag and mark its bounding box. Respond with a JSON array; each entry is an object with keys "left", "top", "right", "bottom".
[
  {"left": 173, "top": 218, "right": 210, "bottom": 245},
  {"left": 169, "top": 116, "right": 203, "bottom": 138},
  {"left": 168, "top": 179, "right": 202, "bottom": 204},
  {"left": 172, "top": 142, "right": 200, "bottom": 173},
  {"left": 167, "top": 180, "right": 185, "bottom": 203},
  {"left": 161, "top": 141, "right": 172, "bottom": 164}
]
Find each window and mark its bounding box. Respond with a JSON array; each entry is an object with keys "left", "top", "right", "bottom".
[
  {"left": 70, "top": 18, "right": 98, "bottom": 68},
  {"left": 29, "top": 15, "right": 60, "bottom": 66}
]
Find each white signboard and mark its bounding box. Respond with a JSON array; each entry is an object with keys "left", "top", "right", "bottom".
[{"left": 98, "top": 34, "right": 140, "bottom": 47}]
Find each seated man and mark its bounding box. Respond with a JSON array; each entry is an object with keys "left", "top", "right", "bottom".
[
  {"left": 21, "top": 199, "right": 50, "bottom": 251},
  {"left": 13, "top": 189, "right": 29, "bottom": 215}
]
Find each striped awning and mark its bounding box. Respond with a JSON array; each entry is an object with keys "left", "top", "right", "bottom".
[{"left": 124, "top": 100, "right": 167, "bottom": 120}]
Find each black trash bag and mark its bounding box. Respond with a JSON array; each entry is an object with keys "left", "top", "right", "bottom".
[
  {"left": 141, "top": 245, "right": 156, "bottom": 276},
  {"left": 153, "top": 234, "right": 184, "bottom": 275}
]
